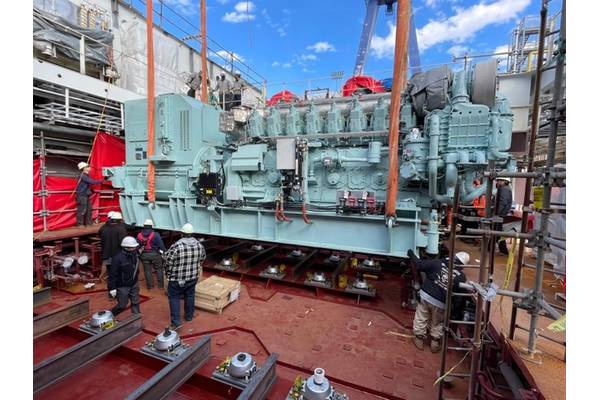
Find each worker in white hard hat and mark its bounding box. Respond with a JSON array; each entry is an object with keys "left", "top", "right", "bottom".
[
  {"left": 407, "top": 249, "right": 468, "bottom": 353},
  {"left": 164, "top": 223, "right": 206, "bottom": 329},
  {"left": 108, "top": 236, "right": 141, "bottom": 316},
  {"left": 98, "top": 211, "right": 128, "bottom": 288},
  {"left": 494, "top": 177, "right": 514, "bottom": 255},
  {"left": 75, "top": 161, "right": 105, "bottom": 226},
  {"left": 137, "top": 219, "right": 166, "bottom": 290}
]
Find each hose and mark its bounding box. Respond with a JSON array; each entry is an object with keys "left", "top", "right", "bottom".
[{"left": 301, "top": 203, "right": 313, "bottom": 224}]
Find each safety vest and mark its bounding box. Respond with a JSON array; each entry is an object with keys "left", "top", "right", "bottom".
[
  {"left": 473, "top": 195, "right": 486, "bottom": 217},
  {"left": 137, "top": 231, "right": 155, "bottom": 252}
]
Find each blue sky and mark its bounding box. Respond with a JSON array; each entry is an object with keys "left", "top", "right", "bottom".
[{"left": 150, "top": 0, "right": 561, "bottom": 96}]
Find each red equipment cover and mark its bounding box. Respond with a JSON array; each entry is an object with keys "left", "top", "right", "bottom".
[
  {"left": 342, "top": 75, "right": 385, "bottom": 97},
  {"left": 33, "top": 132, "right": 125, "bottom": 233},
  {"left": 266, "top": 90, "right": 299, "bottom": 106}
]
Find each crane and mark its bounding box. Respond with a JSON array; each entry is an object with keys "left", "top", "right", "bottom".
[{"left": 353, "top": 0, "right": 421, "bottom": 76}]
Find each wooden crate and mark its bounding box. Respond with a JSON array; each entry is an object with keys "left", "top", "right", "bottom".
[{"left": 194, "top": 276, "right": 240, "bottom": 314}]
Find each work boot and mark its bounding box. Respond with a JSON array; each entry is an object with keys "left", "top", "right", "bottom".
[
  {"left": 431, "top": 339, "right": 441, "bottom": 353},
  {"left": 413, "top": 336, "right": 425, "bottom": 350}
]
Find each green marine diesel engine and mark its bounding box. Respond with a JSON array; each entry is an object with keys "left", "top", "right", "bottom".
[{"left": 105, "top": 62, "right": 515, "bottom": 257}]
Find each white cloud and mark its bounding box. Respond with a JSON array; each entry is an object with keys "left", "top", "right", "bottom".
[
  {"left": 234, "top": 1, "right": 255, "bottom": 13},
  {"left": 300, "top": 54, "right": 317, "bottom": 61},
  {"left": 216, "top": 0, "right": 230, "bottom": 4},
  {"left": 271, "top": 61, "right": 280, "bottom": 67},
  {"left": 447, "top": 45, "right": 470, "bottom": 58},
  {"left": 306, "top": 41, "right": 336, "bottom": 53},
  {"left": 370, "top": 0, "right": 530, "bottom": 58},
  {"left": 417, "top": 0, "right": 531, "bottom": 50},
  {"left": 213, "top": 50, "right": 245, "bottom": 63},
  {"left": 424, "top": 0, "right": 438, "bottom": 7},
  {"left": 282, "top": 63, "right": 292, "bottom": 68},
  {"left": 162, "top": 0, "right": 196, "bottom": 15},
  {"left": 371, "top": 22, "right": 396, "bottom": 59},
  {"left": 261, "top": 8, "right": 290, "bottom": 37},
  {"left": 222, "top": 1, "right": 256, "bottom": 23},
  {"left": 492, "top": 44, "right": 509, "bottom": 71}
]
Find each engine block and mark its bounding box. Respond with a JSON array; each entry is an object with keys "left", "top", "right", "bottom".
[{"left": 106, "top": 63, "right": 515, "bottom": 257}]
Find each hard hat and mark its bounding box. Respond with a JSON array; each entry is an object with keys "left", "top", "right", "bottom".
[
  {"left": 121, "top": 236, "right": 139, "bottom": 248},
  {"left": 112, "top": 211, "right": 123, "bottom": 220},
  {"left": 497, "top": 177, "right": 511, "bottom": 183},
  {"left": 107, "top": 211, "right": 115, "bottom": 219},
  {"left": 234, "top": 71, "right": 241, "bottom": 76},
  {"left": 455, "top": 251, "right": 470, "bottom": 265},
  {"left": 78, "top": 162, "right": 89, "bottom": 170},
  {"left": 143, "top": 219, "right": 154, "bottom": 227},
  {"left": 181, "top": 223, "right": 194, "bottom": 234}
]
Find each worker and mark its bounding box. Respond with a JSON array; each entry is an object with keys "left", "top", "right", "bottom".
[
  {"left": 494, "top": 177, "right": 513, "bottom": 255},
  {"left": 98, "top": 211, "right": 128, "bottom": 288},
  {"left": 137, "top": 219, "right": 166, "bottom": 290},
  {"left": 108, "top": 236, "right": 141, "bottom": 316},
  {"left": 407, "top": 249, "right": 468, "bottom": 353},
  {"left": 164, "top": 223, "right": 206, "bottom": 330},
  {"left": 460, "top": 179, "right": 486, "bottom": 238},
  {"left": 472, "top": 179, "right": 486, "bottom": 217},
  {"left": 215, "top": 72, "right": 231, "bottom": 110},
  {"left": 231, "top": 71, "right": 245, "bottom": 108},
  {"left": 75, "top": 162, "right": 105, "bottom": 226}
]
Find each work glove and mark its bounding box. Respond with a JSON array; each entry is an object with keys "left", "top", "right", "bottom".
[{"left": 109, "top": 290, "right": 117, "bottom": 298}]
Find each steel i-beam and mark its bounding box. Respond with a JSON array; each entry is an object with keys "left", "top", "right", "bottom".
[
  {"left": 126, "top": 335, "right": 212, "bottom": 400},
  {"left": 238, "top": 353, "right": 279, "bottom": 400},
  {"left": 34, "top": 314, "right": 143, "bottom": 393},
  {"left": 34, "top": 298, "right": 89, "bottom": 339}
]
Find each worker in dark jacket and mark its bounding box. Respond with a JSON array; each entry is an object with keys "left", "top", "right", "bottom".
[
  {"left": 98, "top": 211, "right": 128, "bottom": 286},
  {"left": 75, "top": 162, "right": 105, "bottom": 226},
  {"left": 108, "top": 236, "right": 141, "bottom": 316},
  {"left": 494, "top": 178, "right": 513, "bottom": 254},
  {"left": 137, "top": 219, "right": 166, "bottom": 290},
  {"left": 407, "top": 249, "right": 469, "bottom": 353}
]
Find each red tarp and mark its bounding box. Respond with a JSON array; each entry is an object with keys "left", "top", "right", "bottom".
[
  {"left": 33, "top": 132, "right": 125, "bottom": 232},
  {"left": 266, "top": 90, "right": 299, "bottom": 106},
  {"left": 342, "top": 75, "right": 385, "bottom": 97}
]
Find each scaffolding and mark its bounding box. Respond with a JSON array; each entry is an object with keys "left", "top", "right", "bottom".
[
  {"left": 506, "top": 11, "right": 561, "bottom": 74},
  {"left": 437, "top": 0, "right": 566, "bottom": 398}
]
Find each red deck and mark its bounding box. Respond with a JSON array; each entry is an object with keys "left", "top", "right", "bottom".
[{"left": 33, "top": 268, "right": 470, "bottom": 399}]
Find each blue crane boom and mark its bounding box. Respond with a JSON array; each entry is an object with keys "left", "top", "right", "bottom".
[{"left": 353, "top": 0, "right": 421, "bottom": 76}]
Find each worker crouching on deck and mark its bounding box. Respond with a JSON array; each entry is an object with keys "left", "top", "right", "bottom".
[
  {"left": 164, "top": 223, "right": 206, "bottom": 330},
  {"left": 407, "top": 249, "right": 469, "bottom": 353},
  {"left": 108, "top": 236, "right": 141, "bottom": 316}
]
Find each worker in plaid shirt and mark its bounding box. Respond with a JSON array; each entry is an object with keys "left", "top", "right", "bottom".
[{"left": 164, "top": 223, "right": 205, "bottom": 329}]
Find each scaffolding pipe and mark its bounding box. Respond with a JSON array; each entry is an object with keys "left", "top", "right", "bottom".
[
  {"left": 527, "top": 0, "right": 565, "bottom": 355},
  {"left": 483, "top": 171, "right": 542, "bottom": 178},
  {"left": 538, "top": 298, "right": 562, "bottom": 321},
  {"left": 468, "top": 160, "right": 494, "bottom": 400},
  {"left": 384, "top": 0, "right": 409, "bottom": 220},
  {"left": 40, "top": 132, "right": 48, "bottom": 231},
  {"left": 146, "top": 0, "right": 156, "bottom": 204},
  {"left": 509, "top": 0, "right": 549, "bottom": 340},
  {"left": 200, "top": 0, "right": 208, "bottom": 103},
  {"left": 466, "top": 229, "right": 535, "bottom": 240},
  {"left": 436, "top": 179, "right": 461, "bottom": 400}
]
